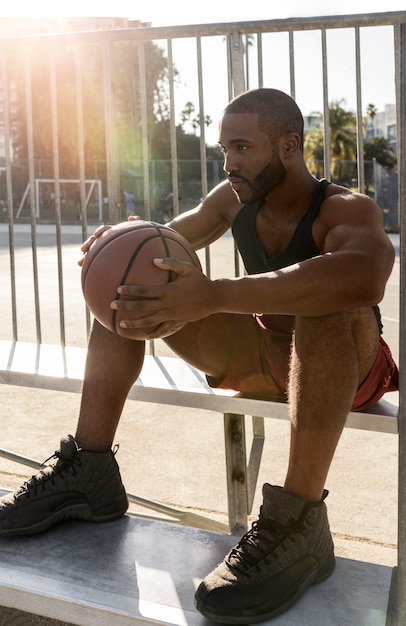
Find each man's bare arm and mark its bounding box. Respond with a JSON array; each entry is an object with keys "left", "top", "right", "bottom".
[
  {"left": 114, "top": 192, "right": 394, "bottom": 331},
  {"left": 211, "top": 193, "right": 394, "bottom": 317},
  {"left": 167, "top": 179, "right": 241, "bottom": 250}
]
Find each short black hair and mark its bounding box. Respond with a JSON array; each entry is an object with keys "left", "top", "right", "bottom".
[{"left": 224, "top": 88, "right": 304, "bottom": 148}]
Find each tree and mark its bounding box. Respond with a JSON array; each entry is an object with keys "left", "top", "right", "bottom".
[
  {"left": 179, "top": 102, "right": 212, "bottom": 136},
  {"left": 363, "top": 136, "right": 397, "bottom": 194},
  {"left": 9, "top": 37, "right": 171, "bottom": 178},
  {"left": 304, "top": 99, "right": 357, "bottom": 184},
  {"left": 364, "top": 136, "right": 397, "bottom": 172},
  {"left": 180, "top": 101, "right": 195, "bottom": 126},
  {"left": 367, "top": 103, "right": 378, "bottom": 138}
]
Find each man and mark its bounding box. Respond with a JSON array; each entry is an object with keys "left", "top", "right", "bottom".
[
  {"left": 123, "top": 190, "right": 136, "bottom": 216},
  {"left": 0, "top": 89, "right": 398, "bottom": 623}
]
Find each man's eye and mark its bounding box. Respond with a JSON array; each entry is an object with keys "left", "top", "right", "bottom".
[{"left": 237, "top": 145, "right": 248, "bottom": 152}]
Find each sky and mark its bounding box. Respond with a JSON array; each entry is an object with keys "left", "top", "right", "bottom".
[
  {"left": 2, "top": 0, "right": 405, "bottom": 24},
  {"left": 2, "top": 0, "right": 405, "bottom": 145}
]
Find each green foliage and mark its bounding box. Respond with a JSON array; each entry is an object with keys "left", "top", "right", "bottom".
[
  {"left": 304, "top": 99, "right": 396, "bottom": 185},
  {"left": 364, "top": 136, "right": 396, "bottom": 170}
]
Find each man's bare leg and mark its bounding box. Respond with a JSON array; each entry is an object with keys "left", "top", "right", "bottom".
[
  {"left": 284, "top": 308, "right": 380, "bottom": 502},
  {"left": 74, "top": 321, "right": 146, "bottom": 451},
  {"left": 165, "top": 313, "right": 237, "bottom": 378},
  {"left": 195, "top": 307, "right": 380, "bottom": 623},
  {"left": 75, "top": 313, "right": 251, "bottom": 452},
  {"left": 0, "top": 319, "right": 140, "bottom": 534}
]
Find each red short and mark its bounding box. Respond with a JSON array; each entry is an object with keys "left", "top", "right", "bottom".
[{"left": 208, "top": 313, "right": 398, "bottom": 411}]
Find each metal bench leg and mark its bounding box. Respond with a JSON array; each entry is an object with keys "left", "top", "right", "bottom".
[
  {"left": 246, "top": 416, "right": 265, "bottom": 514},
  {"left": 224, "top": 413, "right": 248, "bottom": 535},
  {"left": 224, "top": 414, "right": 265, "bottom": 535}
]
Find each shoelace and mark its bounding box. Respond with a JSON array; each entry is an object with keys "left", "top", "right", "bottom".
[
  {"left": 14, "top": 450, "right": 80, "bottom": 500},
  {"left": 227, "top": 510, "right": 299, "bottom": 573},
  {"left": 12, "top": 442, "right": 117, "bottom": 501}
]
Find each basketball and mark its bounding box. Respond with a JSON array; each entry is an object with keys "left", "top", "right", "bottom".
[{"left": 81, "top": 220, "right": 202, "bottom": 333}]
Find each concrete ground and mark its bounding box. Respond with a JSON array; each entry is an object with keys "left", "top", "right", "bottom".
[{"left": 0, "top": 228, "right": 400, "bottom": 625}]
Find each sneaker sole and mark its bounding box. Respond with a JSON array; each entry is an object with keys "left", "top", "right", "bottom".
[
  {"left": 195, "top": 552, "right": 336, "bottom": 624},
  {"left": 0, "top": 502, "right": 128, "bottom": 537}
]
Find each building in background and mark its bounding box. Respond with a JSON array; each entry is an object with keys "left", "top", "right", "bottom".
[{"left": 366, "top": 103, "right": 397, "bottom": 154}]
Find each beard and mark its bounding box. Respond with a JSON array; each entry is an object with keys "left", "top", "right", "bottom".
[{"left": 230, "top": 154, "right": 286, "bottom": 204}]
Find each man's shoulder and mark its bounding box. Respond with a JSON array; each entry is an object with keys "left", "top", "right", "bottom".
[
  {"left": 323, "top": 183, "right": 379, "bottom": 211},
  {"left": 314, "top": 183, "right": 384, "bottom": 240}
]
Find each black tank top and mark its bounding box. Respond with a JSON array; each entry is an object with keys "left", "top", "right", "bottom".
[
  {"left": 232, "top": 179, "right": 329, "bottom": 273},
  {"left": 231, "top": 179, "right": 383, "bottom": 334}
]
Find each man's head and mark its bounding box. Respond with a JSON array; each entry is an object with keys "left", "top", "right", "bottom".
[
  {"left": 223, "top": 88, "right": 304, "bottom": 149},
  {"left": 219, "top": 88, "right": 304, "bottom": 204}
]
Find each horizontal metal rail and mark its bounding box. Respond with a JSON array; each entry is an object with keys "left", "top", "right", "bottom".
[{"left": 2, "top": 12, "right": 405, "bottom": 43}]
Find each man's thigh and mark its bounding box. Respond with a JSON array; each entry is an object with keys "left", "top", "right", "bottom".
[{"left": 165, "top": 313, "right": 291, "bottom": 399}]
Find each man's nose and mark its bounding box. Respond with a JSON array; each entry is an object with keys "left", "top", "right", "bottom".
[{"left": 223, "top": 152, "right": 238, "bottom": 174}]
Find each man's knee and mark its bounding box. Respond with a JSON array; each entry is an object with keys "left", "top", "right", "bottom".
[
  {"left": 293, "top": 308, "right": 379, "bottom": 384},
  {"left": 294, "top": 311, "right": 354, "bottom": 346},
  {"left": 295, "top": 308, "right": 378, "bottom": 339}
]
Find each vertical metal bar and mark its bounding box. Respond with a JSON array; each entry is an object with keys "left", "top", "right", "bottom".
[
  {"left": 74, "top": 47, "right": 88, "bottom": 238},
  {"left": 74, "top": 44, "right": 92, "bottom": 335},
  {"left": 1, "top": 47, "right": 18, "bottom": 341},
  {"left": 257, "top": 32, "right": 263, "bottom": 87},
  {"left": 321, "top": 29, "right": 331, "bottom": 180},
  {"left": 354, "top": 27, "right": 365, "bottom": 193},
  {"left": 49, "top": 52, "right": 64, "bottom": 342},
  {"left": 228, "top": 29, "right": 246, "bottom": 279},
  {"left": 246, "top": 416, "right": 265, "bottom": 514},
  {"left": 167, "top": 39, "right": 180, "bottom": 218},
  {"left": 289, "top": 30, "right": 296, "bottom": 100},
  {"left": 24, "top": 51, "right": 37, "bottom": 221},
  {"left": 233, "top": 242, "right": 241, "bottom": 278},
  {"left": 103, "top": 35, "right": 120, "bottom": 224},
  {"left": 49, "top": 43, "right": 66, "bottom": 347},
  {"left": 196, "top": 36, "right": 212, "bottom": 280},
  {"left": 226, "top": 36, "right": 233, "bottom": 101},
  {"left": 230, "top": 30, "right": 246, "bottom": 97},
  {"left": 245, "top": 35, "right": 250, "bottom": 90},
  {"left": 395, "top": 20, "right": 406, "bottom": 626},
  {"left": 24, "top": 46, "right": 42, "bottom": 344},
  {"left": 138, "top": 39, "right": 151, "bottom": 221},
  {"left": 227, "top": 31, "right": 238, "bottom": 280},
  {"left": 226, "top": 34, "right": 235, "bottom": 278},
  {"left": 224, "top": 413, "right": 248, "bottom": 535},
  {"left": 137, "top": 39, "right": 155, "bottom": 356},
  {"left": 196, "top": 37, "right": 208, "bottom": 204}
]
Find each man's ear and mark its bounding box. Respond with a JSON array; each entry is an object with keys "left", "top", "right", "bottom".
[{"left": 280, "top": 133, "right": 301, "bottom": 157}]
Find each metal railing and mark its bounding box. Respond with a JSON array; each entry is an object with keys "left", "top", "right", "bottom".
[{"left": 0, "top": 12, "right": 405, "bottom": 622}]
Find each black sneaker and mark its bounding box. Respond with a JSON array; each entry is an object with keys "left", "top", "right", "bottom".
[
  {"left": 0, "top": 435, "right": 129, "bottom": 536},
  {"left": 194, "top": 484, "right": 335, "bottom": 624}
]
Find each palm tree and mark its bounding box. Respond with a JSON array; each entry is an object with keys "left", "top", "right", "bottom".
[
  {"left": 328, "top": 100, "right": 357, "bottom": 160},
  {"left": 304, "top": 100, "right": 357, "bottom": 184},
  {"left": 367, "top": 103, "right": 378, "bottom": 138},
  {"left": 180, "top": 102, "right": 195, "bottom": 126}
]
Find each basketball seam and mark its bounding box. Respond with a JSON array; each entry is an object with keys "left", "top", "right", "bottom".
[
  {"left": 112, "top": 230, "right": 165, "bottom": 333},
  {"left": 112, "top": 227, "right": 198, "bottom": 334},
  {"left": 81, "top": 222, "right": 157, "bottom": 284}
]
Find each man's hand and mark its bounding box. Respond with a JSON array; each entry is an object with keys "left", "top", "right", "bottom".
[
  {"left": 78, "top": 216, "right": 142, "bottom": 266},
  {"left": 110, "top": 257, "right": 216, "bottom": 340}
]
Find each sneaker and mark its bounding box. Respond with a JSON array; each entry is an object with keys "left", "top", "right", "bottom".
[
  {"left": 0, "top": 435, "right": 129, "bottom": 537},
  {"left": 194, "top": 483, "right": 335, "bottom": 624}
]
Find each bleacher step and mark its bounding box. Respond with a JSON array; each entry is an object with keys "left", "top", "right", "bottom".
[{"left": 0, "top": 500, "right": 394, "bottom": 626}]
